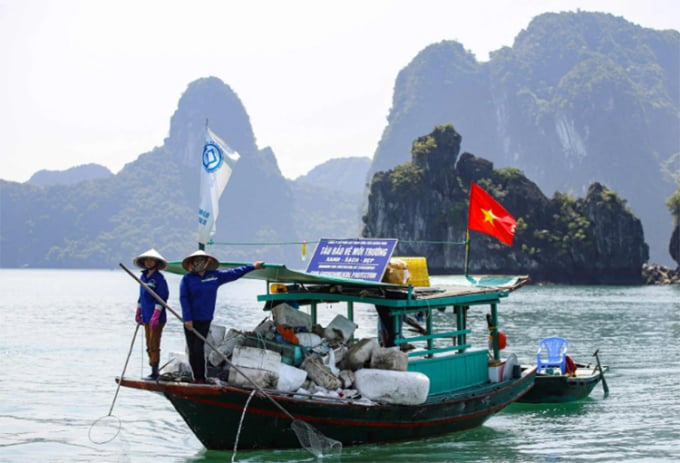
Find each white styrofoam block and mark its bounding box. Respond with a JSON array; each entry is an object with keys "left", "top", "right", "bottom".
[{"left": 354, "top": 368, "right": 430, "bottom": 405}]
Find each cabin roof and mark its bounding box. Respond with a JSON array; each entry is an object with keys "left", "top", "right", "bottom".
[
  {"left": 167, "top": 261, "right": 528, "bottom": 307},
  {"left": 167, "top": 261, "right": 528, "bottom": 291}
]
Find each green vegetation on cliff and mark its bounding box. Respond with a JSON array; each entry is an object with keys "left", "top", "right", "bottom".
[{"left": 362, "top": 124, "right": 649, "bottom": 284}]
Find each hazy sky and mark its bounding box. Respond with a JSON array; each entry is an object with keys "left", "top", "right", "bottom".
[{"left": 1, "top": 1, "right": 678, "bottom": 183}]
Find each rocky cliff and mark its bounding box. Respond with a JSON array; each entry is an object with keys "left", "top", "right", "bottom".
[
  {"left": 369, "top": 12, "right": 679, "bottom": 266},
  {"left": 28, "top": 164, "right": 113, "bottom": 186},
  {"left": 0, "top": 77, "right": 366, "bottom": 268},
  {"left": 362, "top": 125, "right": 649, "bottom": 284}
]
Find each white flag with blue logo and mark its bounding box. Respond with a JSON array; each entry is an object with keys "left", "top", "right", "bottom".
[{"left": 197, "top": 127, "right": 240, "bottom": 245}]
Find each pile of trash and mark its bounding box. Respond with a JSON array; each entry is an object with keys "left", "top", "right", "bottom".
[{"left": 161, "top": 303, "right": 430, "bottom": 406}]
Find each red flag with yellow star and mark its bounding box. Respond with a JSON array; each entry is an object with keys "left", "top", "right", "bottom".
[{"left": 467, "top": 181, "right": 516, "bottom": 245}]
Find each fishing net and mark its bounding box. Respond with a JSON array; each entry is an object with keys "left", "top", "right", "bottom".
[
  {"left": 89, "top": 415, "right": 122, "bottom": 444},
  {"left": 90, "top": 322, "right": 139, "bottom": 445},
  {"left": 232, "top": 390, "right": 342, "bottom": 460},
  {"left": 291, "top": 420, "right": 342, "bottom": 458}
]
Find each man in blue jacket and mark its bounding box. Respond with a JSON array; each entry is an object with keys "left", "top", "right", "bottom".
[{"left": 179, "top": 250, "right": 264, "bottom": 383}]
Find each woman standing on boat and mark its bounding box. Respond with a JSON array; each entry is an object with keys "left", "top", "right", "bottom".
[
  {"left": 133, "top": 248, "right": 170, "bottom": 380},
  {"left": 179, "top": 250, "right": 264, "bottom": 384}
]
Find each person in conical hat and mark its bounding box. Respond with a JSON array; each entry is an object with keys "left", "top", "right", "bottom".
[
  {"left": 181, "top": 249, "right": 219, "bottom": 272},
  {"left": 133, "top": 248, "right": 168, "bottom": 270},
  {"left": 179, "top": 249, "right": 264, "bottom": 384},
  {"left": 133, "top": 248, "right": 169, "bottom": 380}
]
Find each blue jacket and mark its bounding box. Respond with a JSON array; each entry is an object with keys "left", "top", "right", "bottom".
[
  {"left": 138, "top": 269, "right": 169, "bottom": 323},
  {"left": 179, "top": 265, "right": 255, "bottom": 321}
]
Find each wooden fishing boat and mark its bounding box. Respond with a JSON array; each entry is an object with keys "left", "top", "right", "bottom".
[
  {"left": 519, "top": 339, "right": 609, "bottom": 404},
  {"left": 518, "top": 362, "right": 609, "bottom": 403},
  {"left": 117, "top": 262, "right": 536, "bottom": 450}
]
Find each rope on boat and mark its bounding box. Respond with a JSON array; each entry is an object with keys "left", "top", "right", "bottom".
[{"left": 231, "top": 389, "right": 257, "bottom": 463}]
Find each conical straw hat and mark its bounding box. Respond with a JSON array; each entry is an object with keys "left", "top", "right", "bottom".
[
  {"left": 182, "top": 249, "right": 219, "bottom": 272},
  {"left": 133, "top": 248, "right": 168, "bottom": 270}
]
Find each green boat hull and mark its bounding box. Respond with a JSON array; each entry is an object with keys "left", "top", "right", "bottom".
[
  {"left": 518, "top": 367, "right": 605, "bottom": 403},
  {"left": 119, "top": 369, "right": 536, "bottom": 450}
]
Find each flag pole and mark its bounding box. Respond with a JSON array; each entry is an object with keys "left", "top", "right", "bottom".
[
  {"left": 464, "top": 182, "right": 473, "bottom": 276},
  {"left": 464, "top": 229, "right": 470, "bottom": 277},
  {"left": 199, "top": 118, "right": 209, "bottom": 251}
]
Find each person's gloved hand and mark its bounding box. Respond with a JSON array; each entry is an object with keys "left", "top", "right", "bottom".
[
  {"left": 150, "top": 306, "right": 162, "bottom": 330},
  {"left": 135, "top": 305, "right": 142, "bottom": 324}
]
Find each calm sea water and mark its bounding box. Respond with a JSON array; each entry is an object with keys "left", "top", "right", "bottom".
[{"left": 1, "top": 269, "right": 678, "bottom": 463}]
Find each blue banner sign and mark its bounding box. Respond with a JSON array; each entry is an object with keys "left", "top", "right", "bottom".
[{"left": 305, "top": 238, "right": 398, "bottom": 281}]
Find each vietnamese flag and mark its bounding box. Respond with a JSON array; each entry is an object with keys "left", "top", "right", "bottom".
[{"left": 467, "top": 181, "right": 517, "bottom": 245}]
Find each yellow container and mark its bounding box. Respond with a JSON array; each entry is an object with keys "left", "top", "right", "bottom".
[
  {"left": 395, "top": 256, "right": 430, "bottom": 287},
  {"left": 270, "top": 283, "right": 287, "bottom": 293}
]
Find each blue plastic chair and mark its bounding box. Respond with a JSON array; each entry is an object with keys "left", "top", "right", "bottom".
[{"left": 536, "top": 337, "right": 569, "bottom": 374}]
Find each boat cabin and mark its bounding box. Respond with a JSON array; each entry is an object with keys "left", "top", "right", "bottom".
[{"left": 244, "top": 264, "right": 528, "bottom": 395}]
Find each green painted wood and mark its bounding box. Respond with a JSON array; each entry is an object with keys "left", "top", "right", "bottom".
[
  {"left": 408, "top": 349, "right": 488, "bottom": 394},
  {"left": 406, "top": 344, "right": 472, "bottom": 358}
]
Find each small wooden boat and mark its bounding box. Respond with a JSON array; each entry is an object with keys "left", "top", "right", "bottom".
[
  {"left": 519, "top": 341, "right": 609, "bottom": 403},
  {"left": 118, "top": 261, "right": 536, "bottom": 451},
  {"left": 518, "top": 363, "right": 608, "bottom": 403}
]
